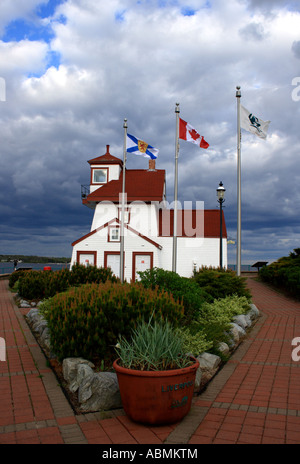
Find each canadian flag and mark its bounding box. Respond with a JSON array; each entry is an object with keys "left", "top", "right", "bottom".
[{"left": 179, "top": 118, "right": 209, "bottom": 149}]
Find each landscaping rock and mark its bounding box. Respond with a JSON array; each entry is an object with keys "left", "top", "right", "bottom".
[
  {"left": 194, "top": 365, "right": 202, "bottom": 393},
  {"left": 78, "top": 371, "right": 122, "bottom": 412},
  {"left": 20, "top": 300, "right": 31, "bottom": 308},
  {"left": 232, "top": 314, "right": 250, "bottom": 330},
  {"left": 249, "top": 304, "right": 260, "bottom": 320},
  {"left": 230, "top": 322, "right": 246, "bottom": 341},
  {"left": 218, "top": 342, "right": 230, "bottom": 356},
  {"left": 26, "top": 308, "right": 40, "bottom": 324},
  {"left": 198, "top": 352, "right": 221, "bottom": 371},
  {"left": 62, "top": 358, "right": 95, "bottom": 393}
]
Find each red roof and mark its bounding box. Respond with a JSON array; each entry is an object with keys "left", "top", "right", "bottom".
[
  {"left": 159, "top": 209, "right": 227, "bottom": 238},
  {"left": 88, "top": 145, "right": 123, "bottom": 167},
  {"left": 84, "top": 169, "right": 166, "bottom": 204}
]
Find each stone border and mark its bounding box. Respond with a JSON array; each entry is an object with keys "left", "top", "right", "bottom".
[{"left": 18, "top": 292, "right": 261, "bottom": 416}]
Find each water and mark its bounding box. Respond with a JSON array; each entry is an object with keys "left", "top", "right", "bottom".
[{"left": 0, "top": 262, "right": 70, "bottom": 275}]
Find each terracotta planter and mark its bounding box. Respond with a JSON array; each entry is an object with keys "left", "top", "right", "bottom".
[{"left": 113, "top": 357, "right": 199, "bottom": 425}]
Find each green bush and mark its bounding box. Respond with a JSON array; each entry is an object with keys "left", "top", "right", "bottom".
[
  {"left": 14, "top": 264, "right": 118, "bottom": 300},
  {"left": 259, "top": 249, "right": 300, "bottom": 299},
  {"left": 137, "top": 267, "right": 212, "bottom": 323},
  {"left": 192, "top": 267, "right": 251, "bottom": 301},
  {"left": 45, "top": 282, "right": 185, "bottom": 362},
  {"left": 190, "top": 295, "right": 251, "bottom": 355}
]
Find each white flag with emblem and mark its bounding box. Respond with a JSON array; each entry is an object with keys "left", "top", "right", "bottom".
[{"left": 240, "top": 105, "right": 270, "bottom": 139}]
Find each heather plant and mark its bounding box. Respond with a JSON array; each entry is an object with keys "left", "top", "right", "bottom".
[
  {"left": 14, "top": 264, "right": 118, "bottom": 300},
  {"left": 45, "top": 282, "right": 184, "bottom": 362}
]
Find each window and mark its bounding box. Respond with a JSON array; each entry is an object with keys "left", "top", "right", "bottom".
[
  {"left": 108, "top": 227, "right": 120, "bottom": 242},
  {"left": 93, "top": 169, "right": 107, "bottom": 184}
]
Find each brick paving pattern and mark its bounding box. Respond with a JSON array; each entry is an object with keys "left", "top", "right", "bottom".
[{"left": 1, "top": 276, "right": 300, "bottom": 444}]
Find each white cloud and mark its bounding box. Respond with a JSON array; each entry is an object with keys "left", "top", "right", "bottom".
[{"left": 0, "top": 0, "right": 300, "bottom": 263}]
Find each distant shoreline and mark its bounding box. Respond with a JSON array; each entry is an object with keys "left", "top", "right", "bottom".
[{"left": 0, "top": 254, "right": 70, "bottom": 264}]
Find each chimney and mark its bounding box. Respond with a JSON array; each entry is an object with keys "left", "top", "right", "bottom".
[
  {"left": 106, "top": 145, "right": 110, "bottom": 154},
  {"left": 148, "top": 159, "right": 156, "bottom": 171}
]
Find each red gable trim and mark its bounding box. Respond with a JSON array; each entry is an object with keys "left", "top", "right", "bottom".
[
  {"left": 159, "top": 209, "right": 227, "bottom": 238},
  {"left": 72, "top": 217, "right": 162, "bottom": 250}
]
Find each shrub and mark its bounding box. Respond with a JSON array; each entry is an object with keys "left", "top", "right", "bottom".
[
  {"left": 138, "top": 267, "right": 212, "bottom": 323},
  {"left": 190, "top": 295, "right": 251, "bottom": 354},
  {"left": 259, "top": 249, "right": 300, "bottom": 299},
  {"left": 14, "top": 264, "right": 118, "bottom": 300},
  {"left": 192, "top": 267, "right": 251, "bottom": 301},
  {"left": 45, "top": 282, "right": 185, "bottom": 362}
]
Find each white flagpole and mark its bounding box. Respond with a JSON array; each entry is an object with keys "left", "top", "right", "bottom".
[
  {"left": 236, "top": 86, "right": 242, "bottom": 277},
  {"left": 172, "top": 103, "right": 180, "bottom": 273},
  {"left": 120, "top": 118, "right": 127, "bottom": 283}
]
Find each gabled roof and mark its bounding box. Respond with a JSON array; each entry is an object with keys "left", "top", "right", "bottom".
[
  {"left": 158, "top": 209, "right": 227, "bottom": 238},
  {"left": 72, "top": 217, "right": 162, "bottom": 249},
  {"left": 88, "top": 145, "right": 123, "bottom": 167},
  {"left": 83, "top": 169, "right": 165, "bottom": 204}
]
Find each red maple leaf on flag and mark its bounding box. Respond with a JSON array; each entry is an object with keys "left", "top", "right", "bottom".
[{"left": 188, "top": 128, "right": 200, "bottom": 141}]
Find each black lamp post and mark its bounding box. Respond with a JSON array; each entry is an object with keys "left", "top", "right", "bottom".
[{"left": 217, "top": 181, "right": 226, "bottom": 268}]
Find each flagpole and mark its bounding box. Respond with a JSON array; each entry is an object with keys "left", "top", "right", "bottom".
[
  {"left": 236, "top": 86, "right": 242, "bottom": 277},
  {"left": 120, "top": 118, "right": 127, "bottom": 283},
  {"left": 172, "top": 103, "right": 180, "bottom": 273}
]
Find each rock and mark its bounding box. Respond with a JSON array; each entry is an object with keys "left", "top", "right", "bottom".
[
  {"left": 62, "top": 358, "right": 95, "bottom": 393},
  {"left": 249, "top": 304, "right": 260, "bottom": 320},
  {"left": 194, "top": 366, "right": 202, "bottom": 393},
  {"left": 198, "top": 352, "right": 221, "bottom": 370},
  {"left": 39, "top": 327, "right": 51, "bottom": 350},
  {"left": 78, "top": 372, "right": 122, "bottom": 412},
  {"left": 32, "top": 317, "right": 48, "bottom": 335},
  {"left": 232, "top": 314, "right": 250, "bottom": 330},
  {"left": 20, "top": 301, "right": 31, "bottom": 308},
  {"left": 230, "top": 322, "right": 246, "bottom": 341},
  {"left": 228, "top": 323, "right": 240, "bottom": 344},
  {"left": 26, "top": 308, "right": 40, "bottom": 324},
  {"left": 218, "top": 342, "right": 230, "bottom": 356}
]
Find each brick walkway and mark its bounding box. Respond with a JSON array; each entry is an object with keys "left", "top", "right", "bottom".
[{"left": 1, "top": 277, "right": 300, "bottom": 444}]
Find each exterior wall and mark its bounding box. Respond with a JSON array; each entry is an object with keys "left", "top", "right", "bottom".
[
  {"left": 71, "top": 224, "right": 161, "bottom": 282},
  {"left": 156, "top": 237, "right": 228, "bottom": 278},
  {"left": 90, "top": 164, "right": 121, "bottom": 193},
  {"left": 71, "top": 201, "right": 228, "bottom": 279}
]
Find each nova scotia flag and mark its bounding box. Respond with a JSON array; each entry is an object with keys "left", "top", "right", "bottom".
[{"left": 127, "top": 134, "right": 159, "bottom": 159}]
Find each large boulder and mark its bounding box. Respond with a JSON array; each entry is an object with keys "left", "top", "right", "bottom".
[{"left": 78, "top": 371, "right": 122, "bottom": 412}]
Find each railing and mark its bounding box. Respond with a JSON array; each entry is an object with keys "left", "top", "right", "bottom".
[{"left": 81, "top": 185, "right": 90, "bottom": 199}]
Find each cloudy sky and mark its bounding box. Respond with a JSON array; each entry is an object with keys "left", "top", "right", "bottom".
[{"left": 0, "top": 0, "right": 300, "bottom": 266}]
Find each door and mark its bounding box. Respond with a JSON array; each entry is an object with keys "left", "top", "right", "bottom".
[
  {"left": 133, "top": 253, "right": 153, "bottom": 281},
  {"left": 105, "top": 253, "right": 120, "bottom": 278}
]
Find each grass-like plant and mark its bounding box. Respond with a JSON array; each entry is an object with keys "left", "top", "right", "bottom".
[{"left": 115, "top": 316, "right": 193, "bottom": 371}]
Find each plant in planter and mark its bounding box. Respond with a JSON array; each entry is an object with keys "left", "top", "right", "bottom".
[{"left": 113, "top": 317, "right": 199, "bottom": 425}]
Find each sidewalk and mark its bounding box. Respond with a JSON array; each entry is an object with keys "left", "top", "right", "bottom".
[{"left": 1, "top": 277, "right": 300, "bottom": 444}]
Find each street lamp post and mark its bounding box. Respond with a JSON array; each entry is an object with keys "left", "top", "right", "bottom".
[{"left": 217, "top": 181, "right": 226, "bottom": 269}]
